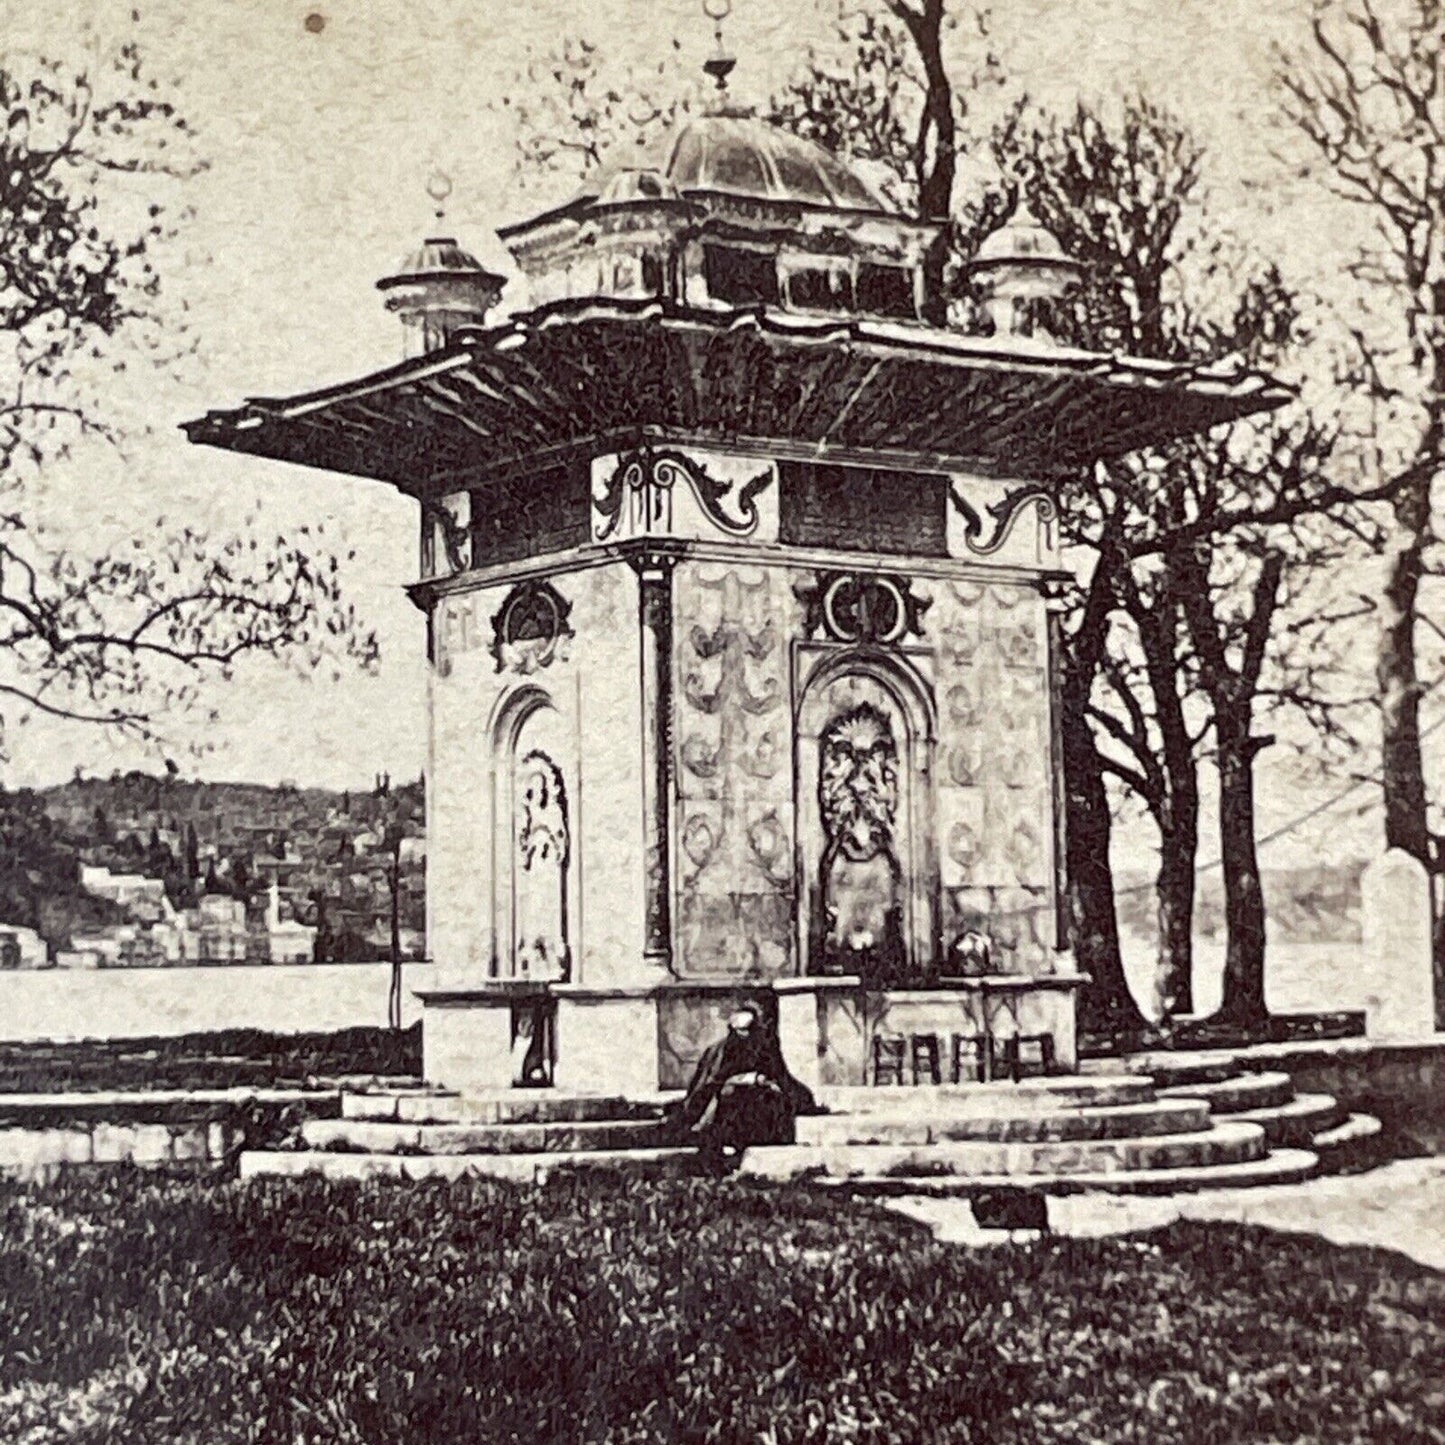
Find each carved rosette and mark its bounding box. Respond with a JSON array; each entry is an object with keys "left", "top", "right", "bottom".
[
  {"left": 490, "top": 580, "right": 575, "bottom": 674},
  {"left": 794, "top": 571, "right": 931, "bottom": 646}
]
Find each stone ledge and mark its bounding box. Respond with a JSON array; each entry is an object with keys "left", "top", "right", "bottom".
[
  {"left": 0, "top": 1087, "right": 336, "bottom": 1128},
  {"left": 414, "top": 982, "right": 553, "bottom": 1007}
]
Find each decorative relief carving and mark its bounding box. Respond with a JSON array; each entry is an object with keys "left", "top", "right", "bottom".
[
  {"left": 422, "top": 492, "right": 471, "bottom": 576},
  {"left": 490, "top": 580, "right": 574, "bottom": 674},
  {"left": 948, "top": 818, "right": 981, "bottom": 870},
  {"left": 794, "top": 571, "right": 931, "bottom": 645},
  {"left": 816, "top": 701, "right": 906, "bottom": 982},
  {"left": 745, "top": 809, "right": 790, "bottom": 888},
  {"left": 948, "top": 481, "right": 1057, "bottom": 557},
  {"left": 593, "top": 447, "right": 773, "bottom": 541},
  {"left": 931, "top": 579, "right": 1053, "bottom": 903},
  {"left": 675, "top": 566, "right": 793, "bottom": 977},
  {"left": 513, "top": 749, "right": 570, "bottom": 981}
]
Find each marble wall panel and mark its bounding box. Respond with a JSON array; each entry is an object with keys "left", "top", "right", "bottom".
[
  {"left": 673, "top": 563, "right": 798, "bottom": 978},
  {"left": 427, "top": 563, "right": 643, "bottom": 987},
  {"left": 925, "top": 578, "right": 1056, "bottom": 970}
]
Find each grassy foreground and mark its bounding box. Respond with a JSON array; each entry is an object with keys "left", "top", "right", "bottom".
[{"left": 0, "top": 1169, "right": 1441, "bottom": 1444}]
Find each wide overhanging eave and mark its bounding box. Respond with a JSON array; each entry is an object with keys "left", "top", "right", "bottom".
[{"left": 181, "top": 300, "right": 1295, "bottom": 493}]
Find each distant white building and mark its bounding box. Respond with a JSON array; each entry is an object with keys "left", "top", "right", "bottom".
[
  {"left": 79, "top": 865, "right": 171, "bottom": 923},
  {"left": 264, "top": 883, "right": 316, "bottom": 964},
  {"left": 55, "top": 948, "right": 101, "bottom": 970},
  {"left": 0, "top": 925, "right": 49, "bottom": 969},
  {"left": 196, "top": 893, "right": 249, "bottom": 963}
]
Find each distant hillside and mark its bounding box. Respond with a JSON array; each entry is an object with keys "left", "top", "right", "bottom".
[
  {"left": 1116, "top": 861, "right": 1363, "bottom": 945},
  {"left": 0, "top": 792, "right": 126, "bottom": 946},
  {"left": 38, "top": 771, "right": 422, "bottom": 850},
  {"left": 2, "top": 770, "right": 425, "bottom": 956}
]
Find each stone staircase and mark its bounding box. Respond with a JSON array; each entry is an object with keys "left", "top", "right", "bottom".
[
  {"left": 1132, "top": 1051, "right": 1384, "bottom": 1174},
  {"left": 239, "top": 1087, "right": 692, "bottom": 1184},
  {"left": 238, "top": 1050, "right": 1383, "bottom": 1195}
]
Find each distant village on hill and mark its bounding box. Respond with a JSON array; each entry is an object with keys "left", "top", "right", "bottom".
[
  {"left": 0, "top": 771, "right": 425, "bottom": 970},
  {"left": 0, "top": 764, "right": 1365, "bottom": 974}
]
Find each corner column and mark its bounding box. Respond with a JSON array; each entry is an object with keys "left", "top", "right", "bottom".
[
  {"left": 1044, "top": 580, "right": 1069, "bottom": 953},
  {"left": 629, "top": 544, "right": 680, "bottom": 974}
]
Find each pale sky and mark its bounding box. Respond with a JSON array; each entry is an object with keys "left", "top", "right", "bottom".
[{"left": 4, "top": 0, "right": 1384, "bottom": 863}]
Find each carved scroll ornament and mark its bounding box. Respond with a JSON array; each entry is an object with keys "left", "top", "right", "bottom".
[
  {"left": 594, "top": 448, "right": 772, "bottom": 540},
  {"left": 948, "top": 482, "right": 1057, "bottom": 557}
]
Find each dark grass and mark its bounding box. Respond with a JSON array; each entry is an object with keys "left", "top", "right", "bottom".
[
  {"left": 0, "top": 1023, "right": 421, "bottom": 1094},
  {"left": 0, "top": 1168, "right": 1441, "bottom": 1443}
]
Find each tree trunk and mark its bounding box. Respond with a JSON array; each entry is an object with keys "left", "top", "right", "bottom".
[
  {"left": 1378, "top": 446, "right": 1443, "bottom": 1028},
  {"left": 1378, "top": 465, "right": 1432, "bottom": 866},
  {"left": 1213, "top": 717, "right": 1269, "bottom": 1028},
  {"left": 1121, "top": 564, "right": 1199, "bottom": 1019},
  {"left": 388, "top": 849, "right": 403, "bottom": 1031},
  {"left": 1154, "top": 808, "right": 1197, "bottom": 1018},
  {"left": 1148, "top": 631, "right": 1199, "bottom": 1019},
  {"left": 1061, "top": 683, "right": 1145, "bottom": 1040},
  {"left": 889, "top": 0, "right": 955, "bottom": 325}
]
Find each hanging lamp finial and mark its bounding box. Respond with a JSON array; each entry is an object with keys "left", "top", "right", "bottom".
[
  {"left": 701, "top": 0, "right": 736, "bottom": 92},
  {"left": 426, "top": 170, "right": 453, "bottom": 224}
]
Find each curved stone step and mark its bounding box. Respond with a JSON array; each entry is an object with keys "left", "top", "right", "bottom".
[
  {"left": 1158, "top": 1071, "right": 1295, "bottom": 1113},
  {"left": 737, "top": 1121, "right": 1268, "bottom": 1184},
  {"left": 817, "top": 1076, "right": 1155, "bottom": 1115},
  {"left": 340, "top": 1091, "right": 670, "bottom": 1126},
  {"left": 302, "top": 1116, "right": 666, "bottom": 1156},
  {"left": 1312, "top": 1113, "right": 1384, "bottom": 1172},
  {"left": 239, "top": 1145, "right": 694, "bottom": 1184},
  {"left": 1230, "top": 1093, "right": 1346, "bottom": 1148},
  {"left": 797, "top": 1098, "right": 1212, "bottom": 1148},
  {"left": 814, "top": 1148, "right": 1321, "bottom": 1199},
  {"left": 1126, "top": 1052, "right": 1242, "bottom": 1088}
]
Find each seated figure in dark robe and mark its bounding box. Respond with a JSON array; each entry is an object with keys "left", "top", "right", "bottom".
[{"left": 667, "top": 1005, "right": 818, "bottom": 1173}]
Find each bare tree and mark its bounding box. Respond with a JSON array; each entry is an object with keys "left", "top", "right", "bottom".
[
  {"left": 1000, "top": 97, "right": 1395, "bottom": 1033},
  {"left": 1277, "top": 0, "right": 1445, "bottom": 1023},
  {"left": 1175, "top": 422, "right": 1341, "bottom": 1026},
  {"left": 1092, "top": 562, "right": 1206, "bottom": 1017},
  {"left": 994, "top": 96, "right": 1212, "bottom": 1037},
  {"left": 0, "top": 35, "right": 375, "bottom": 755},
  {"left": 498, "top": 37, "right": 704, "bottom": 194}
]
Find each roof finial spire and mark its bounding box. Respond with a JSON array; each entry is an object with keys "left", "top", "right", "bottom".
[
  {"left": 702, "top": 0, "right": 736, "bottom": 92},
  {"left": 426, "top": 170, "right": 453, "bottom": 225}
]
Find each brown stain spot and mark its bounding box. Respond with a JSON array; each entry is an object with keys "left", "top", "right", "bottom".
[{"left": 304, "top": 12, "right": 326, "bottom": 33}]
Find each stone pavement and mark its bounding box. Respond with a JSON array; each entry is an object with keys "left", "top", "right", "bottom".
[{"left": 886, "top": 1158, "right": 1445, "bottom": 1271}]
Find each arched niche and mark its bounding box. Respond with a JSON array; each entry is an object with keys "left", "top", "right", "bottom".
[
  {"left": 488, "top": 685, "right": 575, "bottom": 984},
  {"left": 795, "top": 649, "right": 938, "bottom": 984}
]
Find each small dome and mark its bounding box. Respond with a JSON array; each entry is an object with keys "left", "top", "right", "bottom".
[
  {"left": 596, "top": 168, "right": 679, "bottom": 206},
  {"left": 379, "top": 237, "right": 500, "bottom": 287},
  {"left": 377, "top": 235, "right": 506, "bottom": 357},
  {"left": 974, "top": 208, "right": 1071, "bottom": 266},
  {"left": 663, "top": 112, "right": 886, "bottom": 211}
]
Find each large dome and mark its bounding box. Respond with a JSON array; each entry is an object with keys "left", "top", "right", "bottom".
[{"left": 662, "top": 112, "right": 886, "bottom": 211}]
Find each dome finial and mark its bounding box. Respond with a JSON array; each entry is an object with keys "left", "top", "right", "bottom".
[
  {"left": 426, "top": 170, "right": 453, "bottom": 224},
  {"left": 701, "top": 0, "right": 736, "bottom": 92}
]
